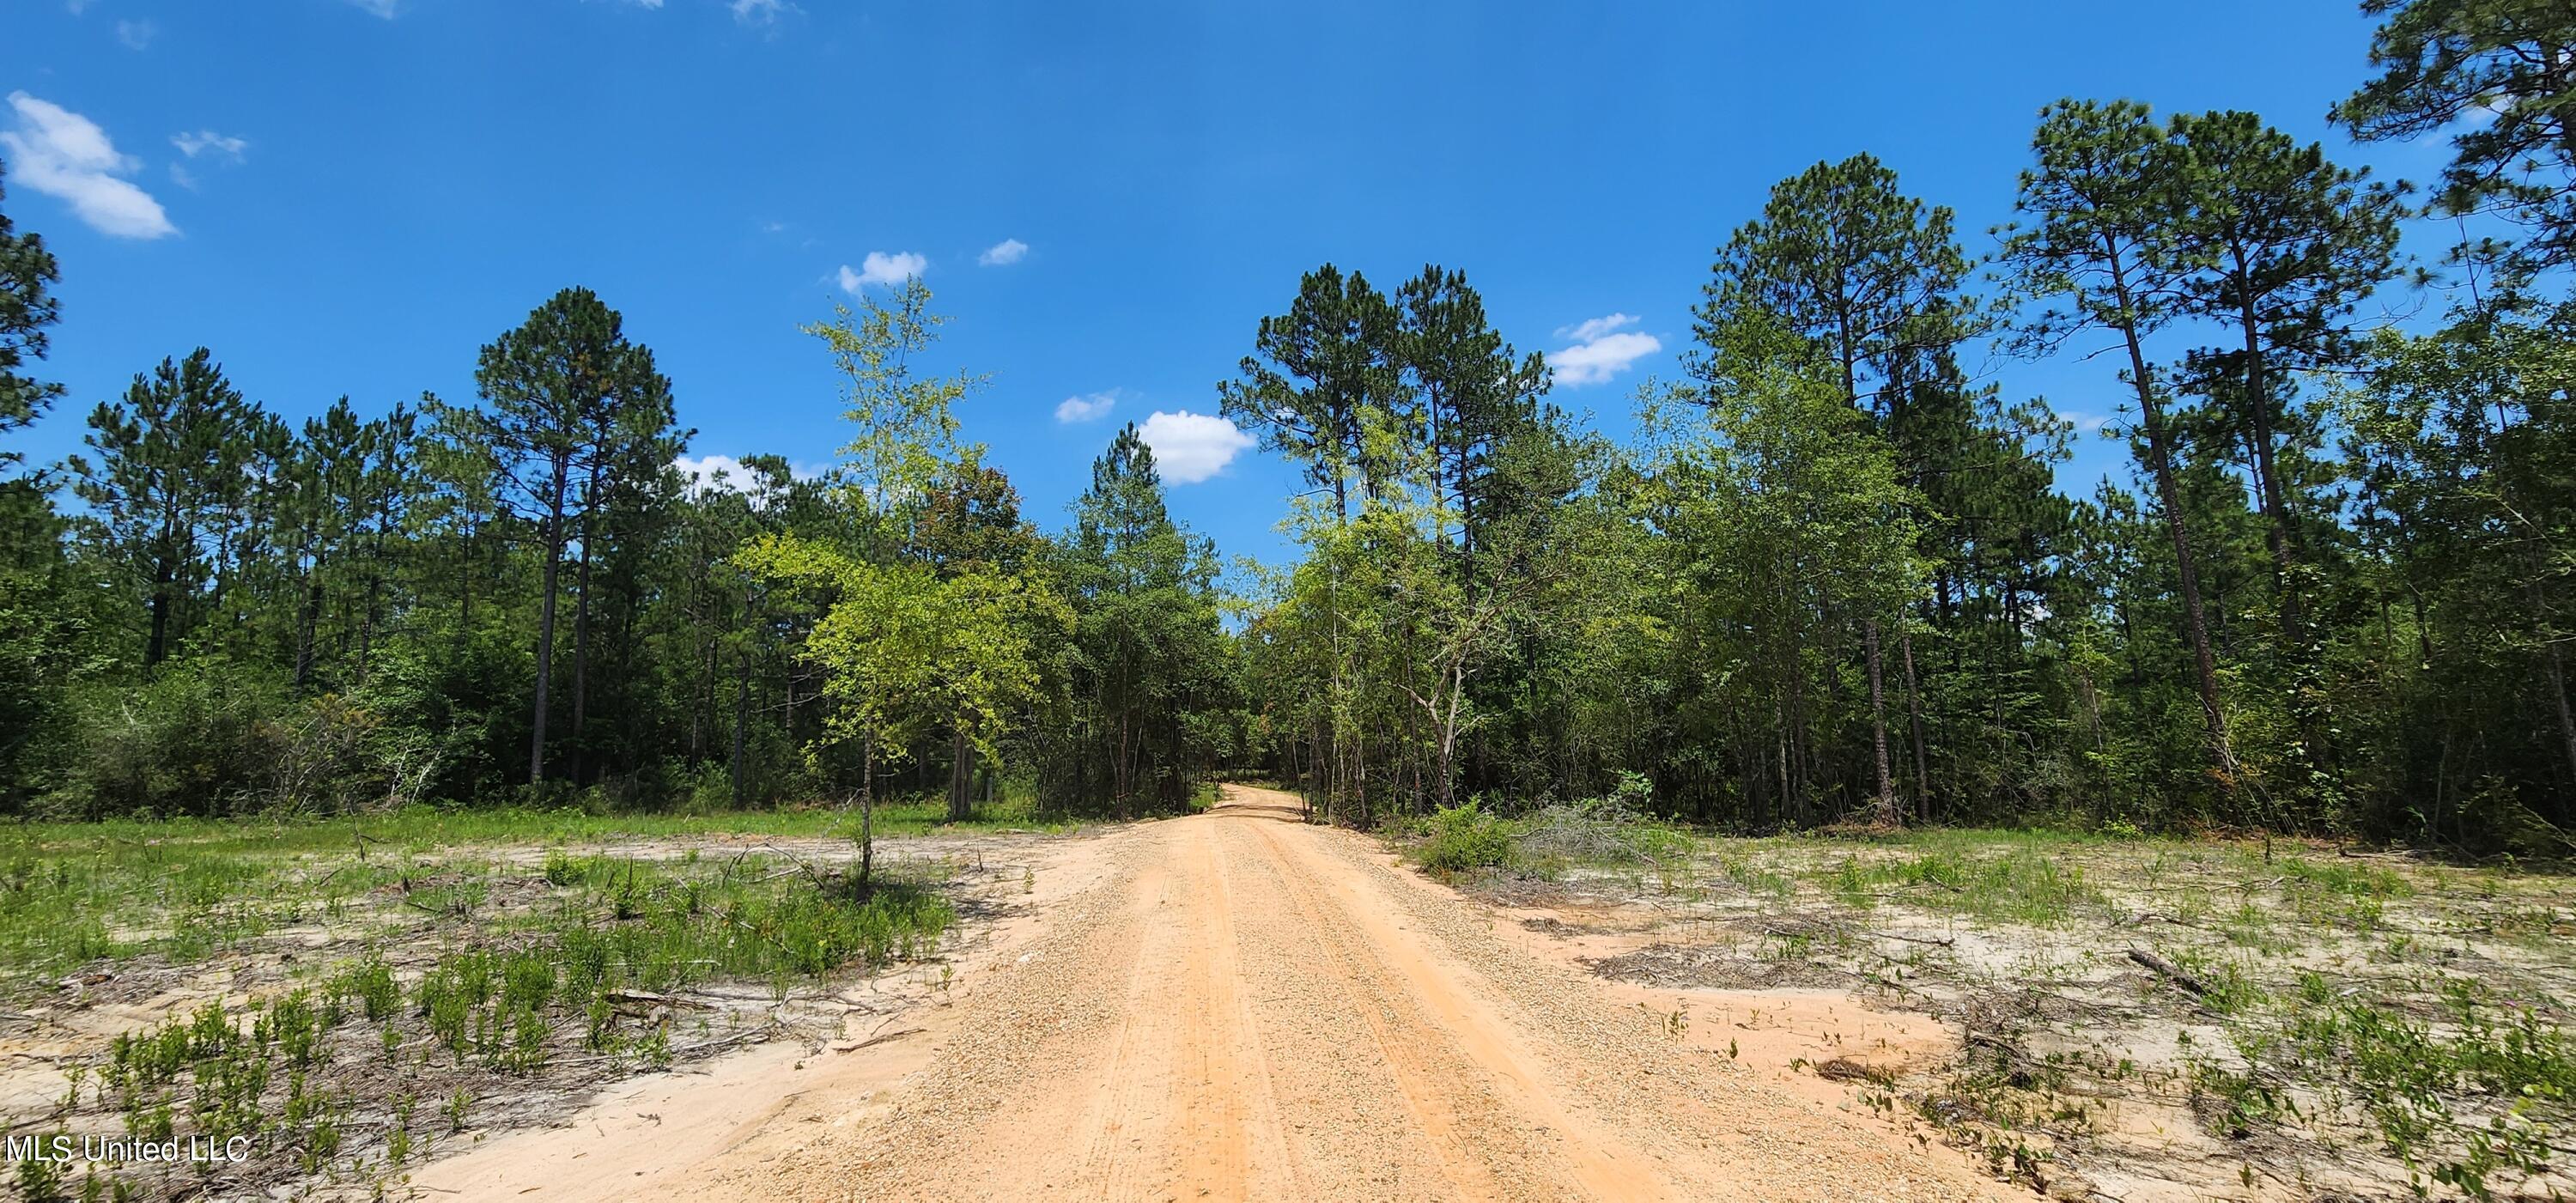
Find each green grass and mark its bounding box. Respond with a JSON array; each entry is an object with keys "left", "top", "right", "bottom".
[
  {"left": 0, "top": 793, "right": 1072, "bottom": 1000},
  {"left": 0, "top": 787, "right": 1129, "bottom": 1200},
  {"left": 1820, "top": 844, "right": 2100, "bottom": 926},
  {"left": 30, "top": 840, "right": 956, "bottom": 1200}
]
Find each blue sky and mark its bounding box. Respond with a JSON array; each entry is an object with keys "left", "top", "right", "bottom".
[{"left": 3, "top": 1, "right": 2462, "bottom": 571}]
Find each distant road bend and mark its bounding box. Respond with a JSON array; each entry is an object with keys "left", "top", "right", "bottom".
[{"left": 423, "top": 785, "right": 2009, "bottom": 1202}]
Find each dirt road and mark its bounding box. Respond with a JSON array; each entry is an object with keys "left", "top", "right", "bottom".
[{"left": 422, "top": 786, "right": 2012, "bottom": 1201}]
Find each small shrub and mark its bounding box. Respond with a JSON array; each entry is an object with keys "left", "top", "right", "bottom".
[{"left": 1412, "top": 801, "right": 1518, "bottom": 876}]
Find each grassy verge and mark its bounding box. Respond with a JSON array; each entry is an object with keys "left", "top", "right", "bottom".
[
  {"left": 0, "top": 793, "right": 1072, "bottom": 1000},
  {"left": 0, "top": 804, "right": 1022, "bottom": 1201}
]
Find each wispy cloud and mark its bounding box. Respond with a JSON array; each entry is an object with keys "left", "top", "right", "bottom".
[
  {"left": 1055, "top": 391, "right": 1118, "bottom": 423},
  {"left": 730, "top": 0, "right": 794, "bottom": 25},
  {"left": 979, "top": 238, "right": 1029, "bottom": 267},
  {"left": 1555, "top": 313, "right": 1637, "bottom": 343},
  {"left": 1136, "top": 410, "right": 1253, "bottom": 484},
  {"left": 172, "top": 130, "right": 247, "bottom": 162},
  {"left": 2062, "top": 410, "right": 2115, "bottom": 436},
  {"left": 344, "top": 0, "right": 403, "bottom": 16},
  {"left": 115, "top": 19, "right": 156, "bottom": 50},
  {"left": 0, "top": 92, "right": 175, "bottom": 239},
  {"left": 167, "top": 130, "right": 246, "bottom": 193},
  {"left": 835, "top": 251, "right": 926, "bottom": 292},
  {"left": 1547, "top": 313, "right": 1661, "bottom": 387}
]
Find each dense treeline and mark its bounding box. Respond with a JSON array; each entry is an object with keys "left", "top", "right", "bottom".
[
  {"left": 1231, "top": 2, "right": 2576, "bottom": 850},
  {"left": 0, "top": 231, "right": 1239, "bottom": 818},
  {"left": 4, "top": 1, "right": 2574, "bottom": 852}
]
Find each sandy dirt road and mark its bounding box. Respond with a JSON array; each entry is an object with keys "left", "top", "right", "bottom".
[{"left": 421, "top": 786, "right": 2014, "bottom": 1202}]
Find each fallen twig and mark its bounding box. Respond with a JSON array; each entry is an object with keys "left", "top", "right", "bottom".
[
  {"left": 2125, "top": 947, "right": 2209, "bottom": 996},
  {"left": 834, "top": 1025, "right": 924, "bottom": 1053}
]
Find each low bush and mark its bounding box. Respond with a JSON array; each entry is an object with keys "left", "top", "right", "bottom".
[
  {"left": 1411, "top": 800, "right": 1520, "bottom": 876},
  {"left": 1517, "top": 771, "right": 1693, "bottom": 867},
  {"left": 53, "top": 659, "right": 446, "bottom": 820}
]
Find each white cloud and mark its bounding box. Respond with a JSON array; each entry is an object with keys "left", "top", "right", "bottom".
[
  {"left": 344, "top": 0, "right": 402, "bottom": 16},
  {"left": 66, "top": 0, "right": 94, "bottom": 14},
  {"left": 676, "top": 454, "right": 750, "bottom": 490},
  {"left": 2062, "top": 410, "right": 2115, "bottom": 435},
  {"left": 730, "top": 0, "right": 793, "bottom": 24},
  {"left": 1554, "top": 313, "right": 1637, "bottom": 344},
  {"left": 168, "top": 163, "right": 198, "bottom": 191},
  {"left": 1135, "top": 410, "right": 1253, "bottom": 484},
  {"left": 115, "top": 19, "right": 156, "bottom": 49},
  {"left": 0, "top": 92, "right": 174, "bottom": 240},
  {"left": 1547, "top": 315, "right": 1661, "bottom": 387},
  {"left": 978, "top": 238, "right": 1029, "bottom": 267},
  {"left": 1055, "top": 391, "right": 1117, "bottom": 423},
  {"left": 171, "top": 130, "right": 247, "bottom": 162},
  {"left": 836, "top": 251, "right": 926, "bottom": 292},
  {"left": 674, "top": 453, "right": 823, "bottom": 493}
]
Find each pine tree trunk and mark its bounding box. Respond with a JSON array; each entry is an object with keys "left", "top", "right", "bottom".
[
  {"left": 147, "top": 555, "right": 174, "bottom": 669},
  {"left": 2235, "top": 289, "right": 2331, "bottom": 789},
  {"left": 730, "top": 646, "right": 750, "bottom": 806},
  {"left": 568, "top": 489, "right": 598, "bottom": 787},
  {"left": 1866, "top": 617, "right": 1897, "bottom": 825},
  {"left": 361, "top": 508, "right": 391, "bottom": 680},
  {"left": 293, "top": 568, "right": 323, "bottom": 692},
  {"left": 1899, "top": 623, "right": 1929, "bottom": 821},
  {"left": 529, "top": 464, "right": 568, "bottom": 787},
  {"left": 2115, "top": 298, "right": 2236, "bottom": 790}
]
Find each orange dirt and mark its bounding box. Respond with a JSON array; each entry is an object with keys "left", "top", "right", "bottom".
[{"left": 416, "top": 786, "right": 2021, "bottom": 1201}]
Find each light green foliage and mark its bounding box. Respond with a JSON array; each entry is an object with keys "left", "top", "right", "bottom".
[
  {"left": 1408, "top": 800, "right": 1521, "bottom": 876},
  {"left": 2206, "top": 975, "right": 2576, "bottom": 1199},
  {"left": 1643, "top": 362, "right": 1923, "bottom": 826},
  {"left": 801, "top": 276, "right": 979, "bottom": 545},
  {"left": 734, "top": 534, "right": 1067, "bottom": 777}
]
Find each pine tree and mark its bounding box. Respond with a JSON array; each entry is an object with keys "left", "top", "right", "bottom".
[
  {"left": 2166, "top": 112, "right": 2405, "bottom": 803},
  {"left": 465, "top": 287, "right": 673, "bottom": 787},
  {"left": 1695, "top": 154, "right": 1965, "bottom": 823},
  {"left": 73, "top": 349, "right": 258, "bottom": 669},
  {"left": 0, "top": 157, "right": 63, "bottom": 467},
  {"left": 2336, "top": 0, "right": 2576, "bottom": 272},
  {"left": 2000, "top": 99, "right": 2241, "bottom": 800}
]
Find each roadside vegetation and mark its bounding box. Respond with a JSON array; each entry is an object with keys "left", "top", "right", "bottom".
[
  {"left": 0, "top": 803, "right": 1066, "bottom": 1202},
  {"left": 1398, "top": 800, "right": 2576, "bottom": 1200}
]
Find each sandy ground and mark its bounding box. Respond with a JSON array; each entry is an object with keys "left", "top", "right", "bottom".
[{"left": 412, "top": 786, "right": 2020, "bottom": 1202}]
